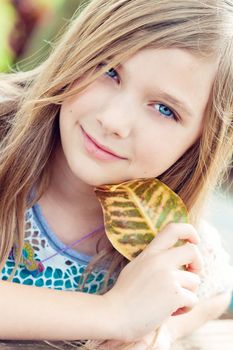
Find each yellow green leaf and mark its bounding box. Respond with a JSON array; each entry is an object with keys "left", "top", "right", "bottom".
[{"left": 95, "top": 178, "right": 189, "bottom": 260}]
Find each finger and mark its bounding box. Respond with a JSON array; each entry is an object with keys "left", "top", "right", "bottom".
[
  {"left": 166, "top": 242, "right": 203, "bottom": 274},
  {"left": 148, "top": 223, "right": 200, "bottom": 252},
  {"left": 172, "top": 306, "right": 191, "bottom": 316},
  {"left": 129, "top": 331, "right": 159, "bottom": 350},
  {"left": 123, "top": 339, "right": 148, "bottom": 350},
  {"left": 174, "top": 287, "right": 199, "bottom": 315},
  {"left": 174, "top": 269, "right": 201, "bottom": 292},
  {"left": 153, "top": 326, "right": 171, "bottom": 350}
]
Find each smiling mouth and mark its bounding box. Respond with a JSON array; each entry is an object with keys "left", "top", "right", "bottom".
[{"left": 81, "top": 126, "right": 126, "bottom": 159}]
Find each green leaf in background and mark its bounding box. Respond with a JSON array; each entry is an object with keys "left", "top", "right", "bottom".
[
  {"left": 0, "top": 0, "right": 17, "bottom": 71},
  {"left": 0, "top": 0, "right": 67, "bottom": 72}
]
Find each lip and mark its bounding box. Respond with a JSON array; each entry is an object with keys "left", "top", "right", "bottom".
[{"left": 81, "top": 126, "right": 126, "bottom": 161}]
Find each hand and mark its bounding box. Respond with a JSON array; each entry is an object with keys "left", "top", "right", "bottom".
[
  {"left": 98, "top": 326, "right": 173, "bottom": 350},
  {"left": 129, "top": 326, "right": 173, "bottom": 350},
  {"left": 103, "top": 223, "right": 203, "bottom": 342}
]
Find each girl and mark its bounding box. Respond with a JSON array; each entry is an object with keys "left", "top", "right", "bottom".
[{"left": 0, "top": 0, "right": 233, "bottom": 349}]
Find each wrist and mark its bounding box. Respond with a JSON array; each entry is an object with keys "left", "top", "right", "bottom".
[
  {"left": 164, "top": 318, "right": 182, "bottom": 343},
  {"left": 102, "top": 291, "right": 126, "bottom": 341}
]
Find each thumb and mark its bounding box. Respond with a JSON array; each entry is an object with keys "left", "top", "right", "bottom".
[{"left": 154, "top": 325, "right": 172, "bottom": 350}]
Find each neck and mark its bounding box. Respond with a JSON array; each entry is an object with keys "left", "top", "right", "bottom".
[
  {"left": 37, "top": 143, "right": 106, "bottom": 251},
  {"left": 42, "top": 143, "right": 103, "bottom": 218}
]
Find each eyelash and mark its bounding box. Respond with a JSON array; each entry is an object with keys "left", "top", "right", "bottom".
[{"left": 99, "top": 63, "right": 180, "bottom": 123}]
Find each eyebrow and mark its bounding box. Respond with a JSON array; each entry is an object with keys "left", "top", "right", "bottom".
[
  {"left": 154, "top": 91, "right": 195, "bottom": 119},
  {"left": 116, "top": 62, "right": 195, "bottom": 119}
]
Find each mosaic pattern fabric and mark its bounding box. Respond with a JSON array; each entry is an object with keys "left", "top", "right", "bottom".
[
  {"left": 1, "top": 204, "right": 115, "bottom": 293},
  {"left": 0, "top": 204, "right": 232, "bottom": 299}
]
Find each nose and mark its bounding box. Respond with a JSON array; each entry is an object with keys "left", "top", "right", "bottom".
[{"left": 96, "top": 94, "right": 137, "bottom": 138}]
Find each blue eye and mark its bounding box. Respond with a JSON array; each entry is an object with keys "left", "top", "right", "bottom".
[
  {"left": 97, "top": 62, "right": 120, "bottom": 82},
  {"left": 154, "top": 103, "right": 178, "bottom": 121},
  {"left": 105, "top": 67, "right": 120, "bottom": 83},
  {"left": 106, "top": 68, "right": 117, "bottom": 78}
]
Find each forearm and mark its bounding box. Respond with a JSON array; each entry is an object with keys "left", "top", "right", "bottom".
[
  {"left": 0, "top": 281, "right": 116, "bottom": 341},
  {"left": 166, "top": 292, "right": 232, "bottom": 341}
]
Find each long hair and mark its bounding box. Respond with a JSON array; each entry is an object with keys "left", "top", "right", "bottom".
[{"left": 0, "top": 0, "right": 233, "bottom": 348}]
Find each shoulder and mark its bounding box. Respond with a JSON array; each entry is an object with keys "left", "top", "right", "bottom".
[
  {"left": 196, "top": 217, "right": 231, "bottom": 264},
  {"left": 197, "top": 218, "right": 223, "bottom": 248},
  {"left": 195, "top": 218, "right": 233, "bottom": 299}
]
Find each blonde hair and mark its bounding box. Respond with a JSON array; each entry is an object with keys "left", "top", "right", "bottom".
[{"left": 0, "top": 0, "right": 233, "bottom": 348}]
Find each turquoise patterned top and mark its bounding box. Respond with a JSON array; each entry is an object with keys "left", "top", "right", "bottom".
[
  {"left": 1, "top": 203, "right": 115, "bottom": 294},
  {"left": 1, "top": 205, "right": 233, "bottom": 300}
]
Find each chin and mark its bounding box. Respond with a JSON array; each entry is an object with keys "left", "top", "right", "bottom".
[
  {"left": 89, "top": 175, "right": 128, "bottom": 187},
  {"left": 72, "top": 166, "right": 129, "bottom": 187},
  {"left": 67, "top": 151, "right": 133, "bottom": 186}
]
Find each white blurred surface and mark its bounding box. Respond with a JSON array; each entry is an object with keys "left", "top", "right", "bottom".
[{"left": 205, "top": 188, "right": 233, "bottom": 264}]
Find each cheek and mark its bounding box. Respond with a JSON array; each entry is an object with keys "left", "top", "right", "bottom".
[
  {"left": 60, "top": 102, "right": 75, "bottom": 120},
  {"left": 133, "top": 135, "right": 165, "bottom": 173},
  {"left": 60, "top": 83, "right": 114, "bottom": 133},
  {"left": 135, "top": 129, "right": 174, "bottom": 161},
  {"left": 133, "top": 133, "right": 188, "bottom": 177},
  {"left": 60, "top": 96, "right": 88, "bottom": 121},
  {"left": 61, "top": 81, "right": 109, "bottom": 117}
]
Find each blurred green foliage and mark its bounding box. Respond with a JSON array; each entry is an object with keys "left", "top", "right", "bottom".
[
  {"left": 0, "top": 0, "right": 81, "bottom": 72},
  {"left": 0, "top": 0, "right": 17, "bottom": 71}
]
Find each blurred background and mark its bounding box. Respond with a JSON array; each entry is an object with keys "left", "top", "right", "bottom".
[
  {"left": 0, "top": 0, "right": 82, "bottom": 71},
  {"left": 0, "top": 0, "right": 233, "bottom": 313}
]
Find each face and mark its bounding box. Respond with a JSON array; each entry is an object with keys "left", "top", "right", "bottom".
[{"left": 59, "top": 48, "right": 218, "bottom": 186}]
